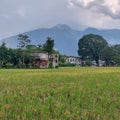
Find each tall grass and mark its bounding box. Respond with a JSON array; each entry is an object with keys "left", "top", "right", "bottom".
[{"left": 0, "top": 67, "right": 120, "bottom": 119}]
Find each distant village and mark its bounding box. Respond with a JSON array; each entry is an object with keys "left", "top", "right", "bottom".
[
  {"left": 31, "top": 51, "right": 81, "bottom": 68},
  {"left": 30, "top": 50, "right": 107, "bottom": 68}
]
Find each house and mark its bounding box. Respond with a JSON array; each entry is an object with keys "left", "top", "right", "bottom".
[
  {"left": 50, "top": 53, "right": 59, "bottom": 68},
  {"left": 31, "top": 51, "right": 59, "bottom": 68},
  {"left": 91, "top": 60, "right": 105, "bottom": 66},
  {"left": 65, "top": 56, "right": 81, "bottom": 66}
]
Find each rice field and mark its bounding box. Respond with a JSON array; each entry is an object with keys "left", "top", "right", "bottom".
[{"left": 0, "top": 67, "right": 120, "bottom": 120}]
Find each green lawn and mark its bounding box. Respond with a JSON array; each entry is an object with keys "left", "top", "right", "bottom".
[{"left": 0, "top": 67, "right": 120, "bottom": 120}]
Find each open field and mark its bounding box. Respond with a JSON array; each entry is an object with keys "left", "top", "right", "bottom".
[{"left": 0, "top": 67, "right": 120, "bottom": 120}]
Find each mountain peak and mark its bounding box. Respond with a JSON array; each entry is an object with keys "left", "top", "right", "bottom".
[
  {"left": 52, "top": 24, "right": 72, "bottom": 30},
  {"left": 85, "top": 27, "right": 99, "bottom": 32}
]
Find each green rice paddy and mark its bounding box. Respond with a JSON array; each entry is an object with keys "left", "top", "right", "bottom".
[{"left": 0, "top": 67, "right": 120, "bottom": 120}]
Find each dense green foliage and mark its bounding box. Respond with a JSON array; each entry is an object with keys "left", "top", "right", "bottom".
[
  {"left": 78, "top": 34, "right": 120, "bottom": 66},
  {"left": 0, "top": 35, "right": 57, "bottom": 68},
  {"left": 43, "top": 37, "right": 54, "bottom": 53},
  {"left": 102, "top": 46, "right": 117, "bottom": 66},
  {"left": 78, "top": 34, "right": 108, "bottom": 66},
  {"left": 0, "top": 67, "right": 120, "bottom": 119},
  {"left": 0, "top": 44, "right": 33, "bottom": 68}
]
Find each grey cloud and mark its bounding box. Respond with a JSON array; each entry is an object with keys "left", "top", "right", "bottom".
[
  {"left": 69, "top": 0, "right": 120, "bottom": 19},
  {"left": 0, "top": 0, "right": 70, "bottom": 39},
  {"left": 1, "top": 0, "right": 120, "bottom": 39}
]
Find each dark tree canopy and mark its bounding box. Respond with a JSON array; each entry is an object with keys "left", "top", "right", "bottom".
[
  {"left": 102, "top": 46, "right": 117, "bottom": 66},
  {"left": 43, "top": 37, "right": 54, "bottom": 53},
  {"left": 78, "top": 34, "right": 108, "bottom": 66},
  {"left": 0, "top": 42, "right": 8, "bottom": 67},
  {"left": 114, "top": 44, "right": 120, "bottom": 55}
]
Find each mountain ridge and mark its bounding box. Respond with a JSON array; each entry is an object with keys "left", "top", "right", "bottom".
[{"left": 1, "top": 24, "right": 120, "bottom": 55}]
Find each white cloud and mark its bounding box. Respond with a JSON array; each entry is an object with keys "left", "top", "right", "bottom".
[
  {"left": 67, "top": 0, "right": 120, "bottom": 19},
  {"left": 1, "top": 0, "right": 120, "bottom": 39}
]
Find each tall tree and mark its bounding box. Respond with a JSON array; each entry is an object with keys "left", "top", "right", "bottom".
[
  {"left": 0, "top": 42, "right": 9, "bottom": 67},
  {"left": 18, "top": 34, "right": 31, "bottom": 49},
  {"left": 78, "top": 34, "right": 108, "bottom": 66},
  {"left": 43, "top": 37, "right": 54, "bottom": 53},
  {"left": 17, "top": 34, "right": 31, "bottom": 67},
  {"left": 43, "top": 37, "right": 54, "bottom": 68}
]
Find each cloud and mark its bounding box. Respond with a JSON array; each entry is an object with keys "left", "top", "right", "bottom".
[
  {"left": 17, "top": 8, "right": 26, "bottom": 17},
  {"left": 1, "top": 0, "right": 120, "bottom": 40},
  {"left": 67, "top": 0, "right": 120, "bottom": 19}
]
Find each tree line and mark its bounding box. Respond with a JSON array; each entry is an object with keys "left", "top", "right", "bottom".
[{"left": 0, "top": 34, "right": 55, "bottom": 68}]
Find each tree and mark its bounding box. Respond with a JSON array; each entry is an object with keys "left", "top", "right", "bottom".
[
  {"left": 43, "top": 37, "right": 54, "bottom": 68},
  {"left": 26, "top": 44, "right": 37, "bottom": 51},
  {"left": 112, "top": 44, "right": 120, "bottom": 66},
  {"left": 37, "top": 44, "right": 43, "bottom": 50},
  {"left": 17, "top": 34, "right": 31, "bottom": 67},
  {"left": 18, "top": 34, "right": 31, "bottom": 49},
  {"left": 78, "top": 34, "right": 108, "bottom": 66},
  {"left": 113, "top": 44, "right": 120, "bottom": 55},
  {"left": 0, "top": 42, "right": 9, "bottom": 68},
  {"left": 43, "top": 37, "right": 54, "bottom": 53},
  {"left": 102, "top": 46, "right": 117, "bottom": 66}
]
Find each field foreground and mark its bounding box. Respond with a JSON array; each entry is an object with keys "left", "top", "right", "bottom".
[{"left": 0, "top": 67, "right": 120, "bottom": 120}]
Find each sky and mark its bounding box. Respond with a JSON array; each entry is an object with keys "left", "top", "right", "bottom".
[{"left": 1, "top": 0, "right": 120, "bottom": 39}]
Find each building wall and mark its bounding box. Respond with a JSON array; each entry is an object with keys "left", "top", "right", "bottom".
[
  {"left": 52, "top": 54, "right": 59, "bottom": 68},
  {"left": 65, "top": 56, "right": 81, "bottom": 65},
  {"left": 31, "top": 51, "right": 59, "bottom": 68},
  {"left": 33, "top": 59, "right": 49, "bottom": 68},
  {"left": 31, "top": 52, "right": 49, "bottom": 60}
]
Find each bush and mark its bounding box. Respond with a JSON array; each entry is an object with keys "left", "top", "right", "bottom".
[
  {"left": 85, "top": 60, "right": 92, "bottom": 66},
  {"left": 59, "top": 62, "right": 76, "bottom": 67},
  {"left": 6, "top": 63, "right": 14, "bottom": 68}
]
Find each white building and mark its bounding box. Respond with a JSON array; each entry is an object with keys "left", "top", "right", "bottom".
[{"left": 65, "top": 56, "right": 81, "bottom": 66}]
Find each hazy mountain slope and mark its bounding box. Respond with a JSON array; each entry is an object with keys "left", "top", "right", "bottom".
[
  {"left": 1, "top": 24, "right": 120, "bottom": 55},
  {"left": 1, "top": 24, "right": 81, "bottom": 55},
  {"left": 83, "top": 27, "right": 120, "bottom": 44}
]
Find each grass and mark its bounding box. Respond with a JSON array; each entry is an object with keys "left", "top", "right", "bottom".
[{"left": 0, "top": 67, "right": 120, "bottom": 120}]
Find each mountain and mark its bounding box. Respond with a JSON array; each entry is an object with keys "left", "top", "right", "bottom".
[
  {"left": 83, "top": 27, "right": 120, "bottom": 44},
  {"left": 1, "top": 24, "right": 120, "bottom": 55}
]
